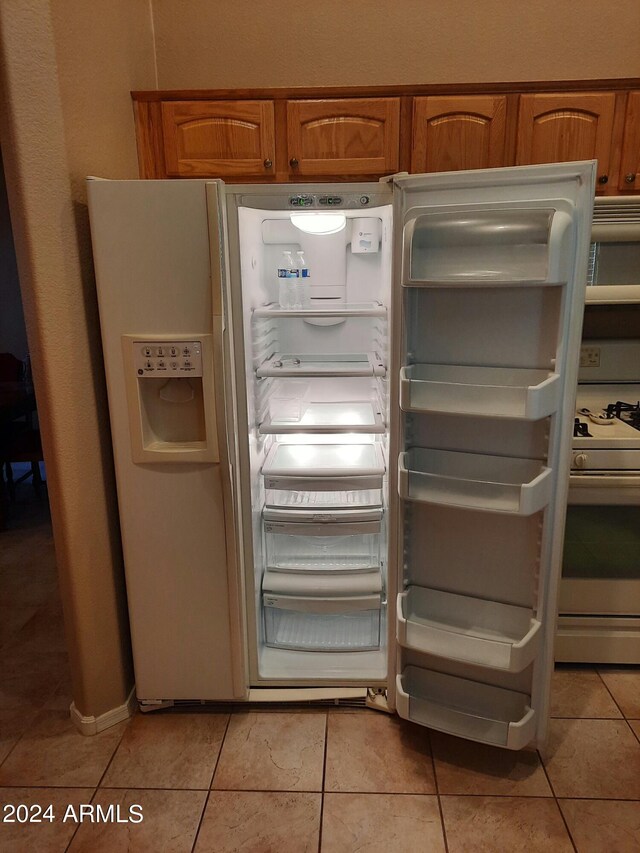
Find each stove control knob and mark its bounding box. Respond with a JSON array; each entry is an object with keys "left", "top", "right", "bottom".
[{"left": 573, "top": 452, "right": 588, "bottom": 469}]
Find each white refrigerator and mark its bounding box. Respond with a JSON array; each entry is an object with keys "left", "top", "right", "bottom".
[{"left": 87, "top": 162, "right": 595, "bottom": 750}]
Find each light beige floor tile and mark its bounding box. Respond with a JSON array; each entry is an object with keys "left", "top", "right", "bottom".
[
  {"left": 0, "top": 645, "right": 68, "bottom": 711},
  {"left": 559, "top": 799, "right": 640, "bottom": 853},
  {"left": 212, "top": 712, "right": 325, "bottom": 792},
  {"left": 324, "top": 712, "right": 434, "bottom": 794},
  {"left": 322, "top": 792, "right": 445, "bottom": 853},
  {"left": 0, "top": 603, "right": 39, "bottom": 648},
  {"left": 598, "top": 668, "right": 640, "bottom": 718},
  {"left": 0, "top": 787, "right": 92, "bottom": 853},
  {"left": 540, "top": 719, "right": 640, "bottom": 799},
  {"left": 0, "top": 711, "right": 126, "bottom": 787},
  {"left": 102, "top": 712, "right": 228, "bottom": 790},
  {"left": 195, "top": 790, "right": 321, "bottom": 853},
  {"left": 441, "top": 795, "right": 573, "bottom": 853},
  {"left": 0, "top": 706, "right": 38, "bottom": 765},
  {"left": 68, "top": 788, "right": 207, "bottom": 852},
  {"left": 431, "top": 731, "right": 551, "bottom": 796},
  {"left": 551, "top": 669, "right": 622, "bottom": 718}
]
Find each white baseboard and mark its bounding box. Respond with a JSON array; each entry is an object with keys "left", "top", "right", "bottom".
[{"left": 70, "top": 686, "right": 136, "bottom": 736}]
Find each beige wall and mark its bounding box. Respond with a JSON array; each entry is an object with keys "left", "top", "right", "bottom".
[
  {"left": 0, "top": 0, "right": 155, "bottom": 720},
  {"left": 152, "top": 0, "right": 640, "bottom": 89}
]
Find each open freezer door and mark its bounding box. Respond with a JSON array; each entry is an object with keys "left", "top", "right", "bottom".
[{"left": 386, "top": 163, "right": 596, "bottom": 748}]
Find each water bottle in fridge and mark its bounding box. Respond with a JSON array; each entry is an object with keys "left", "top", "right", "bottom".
[
  {"left": 277, "top": 250, "right": 298, "bottom": 308},
  {"left": 296, "top": 250, "right": 310, "bottom": 308}
]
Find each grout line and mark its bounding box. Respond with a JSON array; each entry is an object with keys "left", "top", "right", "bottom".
[
  {"left": 207, "top": 712, "right": 232, "bottom": 790},
  {"left": 594, "top": 669, "right": 630, "bottom": 720},
  {"left": 427, "top": 729, "right": 449, "bottom": 853},
  {"left": 317, "top": 712, "right": 329, "bottom": 853},
  {"left": 63, "top": 786, "right": 98, "bottom": 853},
  {"left": 536, "top": 741, "right": 577, "bottom": 849},
  {"left": 0, "top": 706, "right": 42, "bottom": 773},
  {"left": 93, "top": 714, "right": 132, "bottom": 790},
  {"left": 189, "top": 790, "right": 211, "bottom": 853},
  {"left": 553, "top": 795, "right": 578, "bottom": 853}
]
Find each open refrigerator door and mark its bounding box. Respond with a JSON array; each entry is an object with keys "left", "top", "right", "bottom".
[{"left": 387, "top": 162, "right": 596, "bottom": 748}]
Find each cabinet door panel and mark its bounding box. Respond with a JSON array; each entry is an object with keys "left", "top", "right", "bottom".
[
  {"left": 411, "top": 96, "right": 507, "bottom": 173},
  {"left": 516, "top": 93, "right": 615, "bottom": 187},
  {"left": 287, "top": 98, "right": 400, "bottom": 176},
  {"left": 619, "top": 91, "right": 640, "bottom": 192},
  {"left": 161, "top": 100, "right": 275, "bottom": 178}
]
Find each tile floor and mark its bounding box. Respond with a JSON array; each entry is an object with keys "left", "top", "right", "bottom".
[{"left": 1, "top": 485, "right": 640, "bottom": 851}]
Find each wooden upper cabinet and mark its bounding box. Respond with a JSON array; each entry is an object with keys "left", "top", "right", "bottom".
[
  {"left": 286, "top": 98, "right": 400, "bottom": 177},
  {"left": 619, "top": 91, "right": 640, "bottom": 192},
  {"left": 516, "top": 93, "right": 616, "bottom": 189},
  {"left": 161, "top": 100, "right": 276, "bottom": 178},
  {"left": 411, "top": 96, "right": 508, "bottom": 173}
]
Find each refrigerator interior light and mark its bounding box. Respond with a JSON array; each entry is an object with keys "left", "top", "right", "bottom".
[{"left": 290, "top": 212, "right": 347, "bottom": 235}]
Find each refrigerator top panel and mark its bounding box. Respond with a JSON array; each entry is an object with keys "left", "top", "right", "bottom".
[{"left": 226, "top": 182, "right": 391, "bottom": 212}]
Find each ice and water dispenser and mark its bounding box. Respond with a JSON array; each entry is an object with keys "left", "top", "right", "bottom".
[{"left": 123, "top": 335, "right": 218, "bottom": 463}]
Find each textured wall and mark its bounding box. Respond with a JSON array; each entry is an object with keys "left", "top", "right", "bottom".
[
  {"left": 152, "top": 0, "right": 640, "bottom": 89},
  {"left": 0, "top": 0, "right": 155, "bottom": 720}
]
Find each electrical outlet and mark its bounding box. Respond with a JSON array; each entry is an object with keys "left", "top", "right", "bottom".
[{"left": 580, "top": 346, "right": 601, "bottom": 368}]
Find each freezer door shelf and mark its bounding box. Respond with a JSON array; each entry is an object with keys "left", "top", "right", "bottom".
[
  {"left": 253, "top": 302, "right": 387, "bottom": 319},
  {"left": 400, "top": 364, "right": 560, "bottom": 420},
  {"left": 396, "top": 666, "right": 536, "bottom": 750},
  {"left": 262, "top": 442, "right": 385, "bottom": 491},
  {"left": 397, "top": 587, "right": 541, "bottom": 672},
  {"left": 399, "top": 448, "right": 552, "bottom": 515},
  {"left": 260, "top": 402, "right": 385, "bottom": 435},
  {"left": 257, "top": 352, "right": 386, "bottom": 378}
]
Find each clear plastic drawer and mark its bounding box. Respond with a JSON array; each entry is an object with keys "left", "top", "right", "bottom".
[
  {"left": 264, "top": 603, "right": 381, "bottom": 652},
  {"left": 265, "top": 525, "right": 380, "bottom": 572}
]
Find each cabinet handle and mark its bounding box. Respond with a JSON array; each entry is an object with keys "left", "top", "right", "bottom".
[
  {"left": 289, "top": 157, "right": 299, "bottom": 168},
  {"left": 625, "top": 173, "right": 636, "bottom": 184},
  {"left": 598, "top": 175, "right": 609, "bottom": 185},
  {"left": 263, "top": 158, "right": 273, "bottom": 169}
]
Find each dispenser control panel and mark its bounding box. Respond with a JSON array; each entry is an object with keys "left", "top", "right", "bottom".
[{"left": 133, "top": 340, "right": 203, "bottom": 377}]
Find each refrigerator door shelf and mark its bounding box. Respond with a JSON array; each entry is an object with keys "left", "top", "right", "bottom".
[
  {"left": 399, "top": 449, "right": 552, "bottom": 515},
  {"left": 402, "top": 207, "right": 572, "bottom": 286},
  {"left": 396, "top": 666, "right": 536, "bottom": 750},
  {"left": 400, "top": 364, "right": 560, "bottom": 420},
  {"left": 397, "top": 587, "right": 541, "bottom": 672},
  {"left": 264, "top": 506, "right": 383, "bottom": 524},
  {"left": 253, "top": 302, "right": 387, "bottom": 319},
  {"left": 260, "top": 402, "right": 385, "bottom": 434},
  {"left": 257, "top": 352, "right": 386, "bottom": 378}
]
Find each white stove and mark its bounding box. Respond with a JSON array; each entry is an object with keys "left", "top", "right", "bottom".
[{"left": 557, "top": 339, "right": 640, "bottom": 664}]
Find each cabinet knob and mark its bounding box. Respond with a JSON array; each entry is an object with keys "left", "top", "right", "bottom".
[
  {"left": 625, "top": 173, "right": 636, "bottom": 184},
  {"left": 289, "top": 157, "right": 299, "bottom": 168},
  {"left": 573, "top": 452, "right": 588, "bottom": 469},
  {"left": 598, "top": 175, "right": 609, "bottom": 185},
  {"left": 263, "top": 158, "right": 273, "bottom": 169}
]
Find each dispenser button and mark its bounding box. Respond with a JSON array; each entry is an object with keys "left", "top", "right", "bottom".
[
  {"left": 182, "top": 346, "right": 191, "bottom": 356},
  {"left": 145, "top": 359, "right": 153, "bottom": 370},
  {"left": 170, "top": 361, "right": 178, "bottom": 369},
  {"left": 156, "top": 346, "right": 165, "bottom": 357},
  {"left": 157, "top": 360, "right": 166, "bottom": 369},
  {"left": 142, "top": 346, "right": 152, "bottom": 357},
  {"left": 169, "top": 346, "right": 179, "bottom": 357},
  {"left": 183, "top": 359, "right": 192, "bottom": 369}
]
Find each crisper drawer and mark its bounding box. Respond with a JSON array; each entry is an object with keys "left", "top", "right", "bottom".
[
  {"left": 263, "top": 567, "right": 382, "bottom": 651},
  {"left": 264, "top": 519, "right": 380, "bottom": 572}
]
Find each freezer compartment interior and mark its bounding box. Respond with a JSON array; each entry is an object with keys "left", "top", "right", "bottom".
[{"left": 404, "top": 207, "right": 571, "bottom": 284}]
